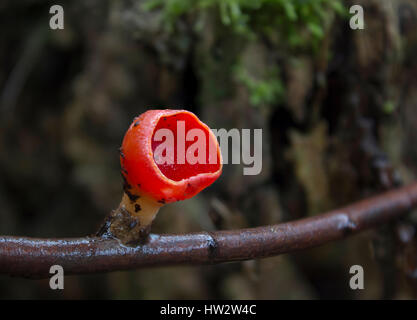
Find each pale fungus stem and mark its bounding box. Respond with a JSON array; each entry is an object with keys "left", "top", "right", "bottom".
[
  {"left": 97, "top": 192, "right": 163, "bottom": 246},
  {"left": 119, "top": 192, "right": 163, "bottom": 228}
]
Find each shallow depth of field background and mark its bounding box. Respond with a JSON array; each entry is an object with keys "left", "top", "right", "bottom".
[{"left": 1, "top": 0, "right": 417, "bottom": 299}]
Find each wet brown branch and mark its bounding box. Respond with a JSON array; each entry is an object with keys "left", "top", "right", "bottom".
[{"left": 1, "top": 183, "right": 417, "bottom": 279}]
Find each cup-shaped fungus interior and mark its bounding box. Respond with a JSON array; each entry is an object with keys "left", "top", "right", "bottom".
[{"left": 151, "top": 113, "right": 221, "bottom": 182}]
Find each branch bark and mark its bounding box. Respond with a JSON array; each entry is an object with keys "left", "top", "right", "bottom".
[{"left": 1, "top": 183, "right": 417, "bottom": 279}]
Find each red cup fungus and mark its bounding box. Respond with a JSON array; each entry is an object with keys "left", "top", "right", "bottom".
[{"left": 101, "top": 109, "right": 222, "bottom": 244}]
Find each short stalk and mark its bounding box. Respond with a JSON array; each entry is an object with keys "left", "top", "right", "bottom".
[{"left": 97, "top": 192, "right": 163, "bottom": 246}]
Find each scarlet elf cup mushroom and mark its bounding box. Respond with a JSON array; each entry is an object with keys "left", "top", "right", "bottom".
[{"left": 100, "top": 109, "right": 222, "bottom": 245}]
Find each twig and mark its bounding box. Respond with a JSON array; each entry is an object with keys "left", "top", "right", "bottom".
[{"left": 1, "top": 183, "right": 417, "bottom": 279}]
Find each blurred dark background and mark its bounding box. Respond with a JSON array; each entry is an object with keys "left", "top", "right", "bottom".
[{"left": 1, "top": 0, "right": 417, "bottom": 299}]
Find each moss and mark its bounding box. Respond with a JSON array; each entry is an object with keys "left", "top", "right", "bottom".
[
  {"left": 234, "top": 64, "right": 284, "bottom": 108},
  {"left": 144, "top": 0, "right": 347, "bottom": 108},
  {"left": 144, "top": 0, "right": 346, "bottom": 46},
  {"left": 383, "top": 101, "right": 397, "bottom": 114}
]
